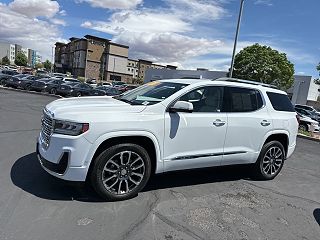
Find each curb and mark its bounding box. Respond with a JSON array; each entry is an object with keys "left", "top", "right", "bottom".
[
  {"left": 297, "top": 134, "right": 320, "bottom": 143},
  {"left": 0, "top": 86, "right": 62, "bottom": 99}
]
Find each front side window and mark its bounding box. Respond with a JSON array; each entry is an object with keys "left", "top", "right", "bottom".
[
  {"left": 178, "top": 86, "right": 223, "bottom": 112},
  {"left": 117, "top": 81, "right": 188, "bottom": 105},
  {"left": 223, "top": 87, "right": 263, "bottom": 112}
]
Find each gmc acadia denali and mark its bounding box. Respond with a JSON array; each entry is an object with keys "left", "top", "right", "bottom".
[{"left": 36, "top": 78, "right": 298, "bottom": 200}]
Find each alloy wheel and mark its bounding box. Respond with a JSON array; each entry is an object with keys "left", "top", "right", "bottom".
[
  {"left": 101, "top": 151, "right": 145, "bottom": 195},
  {"left": 262, "top": 146, "right": 283, "bottom": 176}
]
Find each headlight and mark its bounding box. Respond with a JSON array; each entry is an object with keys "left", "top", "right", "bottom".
[{"left": 53, "top": 120, "right": 89, "bottom": 136}]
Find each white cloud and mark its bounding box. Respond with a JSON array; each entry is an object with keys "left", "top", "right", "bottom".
[
  {"left": 114, "top": 31, "right": 223, "bottom": 62},
  {"left": 166, "top": 0, "right": 226, "bottom": 21},
  {"left": 0, "top": 3, "right": 66, "bottom": 60},
  {"left": 81, "top": 10, "right": 192, "bottom": 35},
  {"left": 9, "top": 0, "right": 60, "bottom": 18},
  {"left": 59, "top": 9, "right": 67, "bottom": 16},
  {"left": 254, "top": 0, "right": 273, "bottom": 6},
  {"left": 76, "top": 0, "right": 142, "bottom": 10},
  {"left": 50, "top": 18, "right": 67, "bottom": 26}
]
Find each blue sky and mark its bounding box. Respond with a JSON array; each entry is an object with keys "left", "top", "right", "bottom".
[{"left": 0, "top": 0, "right": 319, "bottom": 77}]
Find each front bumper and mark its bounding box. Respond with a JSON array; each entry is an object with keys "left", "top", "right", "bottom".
[
  {"left": 287, "top": 143, "right": 296, "bottom": 159},
  {"left": 37, "top": 134, "right": 93, "bottom": 181}
]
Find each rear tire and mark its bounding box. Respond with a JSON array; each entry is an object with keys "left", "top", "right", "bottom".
[
  {"left": 50, "top": 88, "right": 57, "bottom": 94},
  {"left": 252, "top": 140, "right": 285, "bottom": 180},
  {"left": 25, "top": 84, "right": 31, "bottom": 91},
  {"left": 90, "top": 143, "right": 151, "bottom": 201},
  {"left": 299, "top": 124, "right": 308, "bottom": 132}
]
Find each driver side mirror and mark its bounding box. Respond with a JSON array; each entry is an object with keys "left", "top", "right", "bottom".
[{"left": 169, "top": 101, "right": 193, "bottom": 113}]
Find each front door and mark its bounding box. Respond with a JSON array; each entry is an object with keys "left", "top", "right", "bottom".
[{"left": 163, "top": 86, "right": 227, "bottom": 172}]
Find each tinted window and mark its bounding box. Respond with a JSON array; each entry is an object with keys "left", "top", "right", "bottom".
[
  {"left": 267, "top": 92, "right": 295, "bottom": 112},
  {"left": 179, "top": 86, "right": 223, "bottom": 112},
  {"left": 223, "top": 87, "right": 263, "bottom": 112}
]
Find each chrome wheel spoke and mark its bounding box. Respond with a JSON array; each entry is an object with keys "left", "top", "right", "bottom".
[
  {"left": 103, "top": 166, "right": 117, "bottom": 173},
  {"left": 118, "top": 180, "right": 123, "bottom": 194},
  {"left": 106, "top": 178, "right": 119, "bottom": 190},
  {"left": 262, "top": 146, "right": 283, "bottom": 176},
  {"left": 103, "top": 174, "right": 116, "bottom": 183},
  {"left": 129, "top": 176, "right": 140, "bottom": 186},
  {"left": 125, "top": 180, "right": 129, "bottom": 193},
  {"left": 132, "top": 163, "right": 144, "bottom": 171},
  {"left": 131, "top": 172, "right": 143, "bottom": 179},
  {"left": 109, "top": 160, "right": 119, "bottom": 168},
  {"left": 130, "top": 157, "right": 142, "bottom": 167}
]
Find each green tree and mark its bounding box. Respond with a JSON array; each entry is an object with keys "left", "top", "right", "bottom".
[
  {"left": 43, "top": 60, "right": 52, "bottom": 71},
  {"left": 2, "top": 56, "right": 10, "bottom": 65},
  {"left": 232, "top": 43, "right": 295, "bottom": 89},
  {"left": 35, "top": 63, "right": 43, "bottom": 69},
  {"left": 14, "top": 52, "right": 28, "bottom": 66}
]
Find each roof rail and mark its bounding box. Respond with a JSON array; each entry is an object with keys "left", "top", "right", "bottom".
[{"left": 214, "top": 77, "right": 279, "bottom": 89}]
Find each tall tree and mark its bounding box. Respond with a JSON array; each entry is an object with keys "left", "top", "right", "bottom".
[
  {"left": 43, "top": 60, "right": 52, "bottom": 71},
  {"left": 232, "top": 43, "right": 295, "bottom": 89},
  {"left": 14, "top": 52, "right": 28, "bottom": 66},
  {"left": 35, "top": 63, "right": 44, "bottom": 69},
  {"left": 2, "top": 56, "right": 10, "bottom": 65}
]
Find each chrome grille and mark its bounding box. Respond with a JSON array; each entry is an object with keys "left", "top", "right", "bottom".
[{"left": 40, "top": 109, "right": 54, "bottom": 148}]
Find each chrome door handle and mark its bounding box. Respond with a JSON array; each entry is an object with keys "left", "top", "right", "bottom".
[
  {"left": 261, "top": 120, "right": 271, "bottom": 126},
  {"left": 213, "top": 119, "right": 226, "bottom": 127}
]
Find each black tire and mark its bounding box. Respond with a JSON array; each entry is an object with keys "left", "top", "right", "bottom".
[
  {"left": 299, "top": 124, "right": 308, "bottom": 132},
  {"left": 50, "top": 88, "right": 57, "bottom": 94},
  {"left": 252, "top": 140, "right": 285, "bottom": 180},
  {"left": 90, "top": 143, "right": 151, "bottom": 201},
  {"left": 76, "top": 92, "right": 82, "bottom": 97},
  {"left": 25, "top": 84, "right": 31, "bottom": 91}
]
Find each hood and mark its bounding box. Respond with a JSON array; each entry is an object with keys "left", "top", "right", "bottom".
[{"left": 45, "top": 96, "right": 146, "bottom": 122}]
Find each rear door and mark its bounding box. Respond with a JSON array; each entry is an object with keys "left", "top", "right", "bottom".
[{"left": 221, "top": 86, "right": 272, "bottom": 165}]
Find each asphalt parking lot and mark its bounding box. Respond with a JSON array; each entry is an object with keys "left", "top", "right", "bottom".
[{"left": 0, "top": 88, "right": 319, "bottom": 240}]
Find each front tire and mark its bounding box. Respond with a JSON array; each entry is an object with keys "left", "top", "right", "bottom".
[
  {"left": 90, "top": 143, "right": 151, "bottom": 201},
  {"left": 50, "top": 88, "right": 57, "bottom": 94},
  {"left": 253, "top": 141, "right": 285, "bottom": 180}
]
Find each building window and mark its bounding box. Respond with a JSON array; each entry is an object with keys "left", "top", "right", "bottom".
[{"left": 128, "top": 68, "right": 130, "bottom": 71}]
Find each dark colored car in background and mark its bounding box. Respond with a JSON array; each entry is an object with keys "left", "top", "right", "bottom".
[
  {"left": 4, "top": 74, "right": 31, "bottom": 88},
  {"left": 30, "top": 79, "right": 53, "bottom": 92},
  {"left": 17, "top": 75, "right": 44, "bottom": 90},
  {"left": 44, "top": 79, "right": 66, "bottom": 94},
  {"left": 0, "top": 69, "right": 19, "bottom": 85},
  {"left": 90, "top": 86, "right": 121, "bottom": 96},
  {"left": 69, "top": 83, "right": 93, "bottom": 97},
  {"left": 56, "top": 82, "right": 79, "bottom": 96}
]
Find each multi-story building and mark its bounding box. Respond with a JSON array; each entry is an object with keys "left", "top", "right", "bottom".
[
  {"left": 127, "top": 59, "right": 139, "bottom": 78},
  {"left": 54, "top": 35, "right": 133, "bottom": 82},
  {"left": 28, "top": 49, "right": 36, "bottom": 67},
  {"left": 35, "top": 53, "right": 42, "bottom": 65},
  {"left": 0, "top": 42, "right": 16, "bottom": 64},
  {"left": 21, "top": 48, "right": 29, "bottom": 59}
]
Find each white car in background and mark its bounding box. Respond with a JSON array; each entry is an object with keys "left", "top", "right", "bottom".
[{"left": 298, "top": 114, "right": 320, "bottom": 132}]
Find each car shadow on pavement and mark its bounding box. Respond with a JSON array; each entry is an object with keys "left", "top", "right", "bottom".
[
  {"left": 314, "top": 209, "right": 320, "bottom": 226},
  {"left": 11, "top": 152, "right": 252, "bottom": 202}
]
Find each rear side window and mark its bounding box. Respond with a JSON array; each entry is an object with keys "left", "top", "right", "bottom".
[
  {"left": 223, "top": 87, "right": 263, "bottom": 112},
  {"left": 267, "top": 92, "right": 295, "bottom": 112}
]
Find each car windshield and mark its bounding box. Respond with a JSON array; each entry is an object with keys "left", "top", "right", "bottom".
[{"left": 115, "top": 81, "right": 188, "bottom": 105}]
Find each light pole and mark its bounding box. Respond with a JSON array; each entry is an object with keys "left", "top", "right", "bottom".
[
  {"left": 51, "top": 46, "right": 54, "bottom": 73},
  {"left": 230, "top": 0, "right": 245, "bottom": 78}
]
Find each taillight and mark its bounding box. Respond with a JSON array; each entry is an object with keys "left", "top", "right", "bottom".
[{"left": 296, "top": 114, "right": 300, "bottom": 124}]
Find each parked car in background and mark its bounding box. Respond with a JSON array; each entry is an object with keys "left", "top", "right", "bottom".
[
  {"left": 118, "top": 84, "right": 139, "bottom": 93},
  {"left": 298, "top": 113, "right": 320, "bottom": 132},
  {"left": 56, "top": 82, "right": 79, "bottom": 96},
  {"left": 295, "top": 104, "right": 320, "bottom": 116},
  {"left": 44, "top": 79, "right": 66, "bottom": 94},
  {"left": 69, "top": 83, "right": 93, "bottom": 97},
  {"left": 0, "top": 70, "right": 18, "bottom": 85},
  {"left": 4, "top": 74, "right": 31, "bottom": 88},
  {"left": 17, "top": 75, "right": 44, "bottom": 90},
  {"left": 295, "top": 107, "right": 320, "bottom": 123},
  {"left": 30, "top": 79, "right": 53, "bottom": 92},
  {"left": 90, "top": 86, "right": 121, "bottom": 96},
  {"left": 112, "top": 81, "right": 125, "bottom": 87},
  {"left": 62, "top": 77, "right": 79, "bottom": 83}
]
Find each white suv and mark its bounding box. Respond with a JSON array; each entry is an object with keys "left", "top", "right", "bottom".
[{"left": 37, "top": 78, "right": 298, "bottom": 200}]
